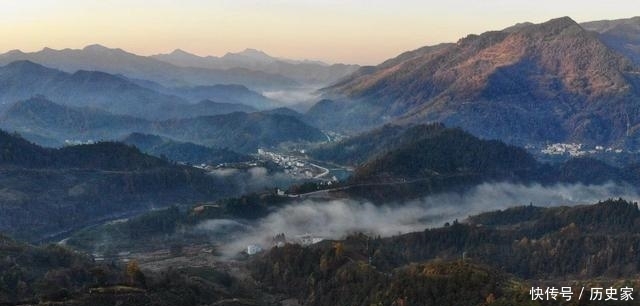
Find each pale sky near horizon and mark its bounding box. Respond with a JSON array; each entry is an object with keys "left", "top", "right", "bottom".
[{"left": 1, "top": 0, "right": 639, "bottom": 65}]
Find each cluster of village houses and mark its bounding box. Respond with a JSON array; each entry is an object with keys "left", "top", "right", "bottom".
[
  {"left": 258, "top": 149, "right": 315, "bottom": 177},
  {"left": 257, "top": 148, "right": 336, "bottom": 180},
  {"left": 541, "top": 143, "right": 624, "bottom": 157}
]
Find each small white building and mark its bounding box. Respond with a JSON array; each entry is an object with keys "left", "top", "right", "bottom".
[
  {"left": 247, "top": 244, "right": 263, "bottom": 255},
  {"left": 297, "top": 234, "right": 323, "bottom": 246}
]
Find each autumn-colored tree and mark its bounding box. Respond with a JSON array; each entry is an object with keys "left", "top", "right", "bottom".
[
  {"left": 126, "top": 260, "right": 146, "bottom": 287},
  {"left": 485, "top": 293, "right": 496, "bottom": 304},
  {"left": 334, "top": 242, "right": 344, "bottom": 258}
]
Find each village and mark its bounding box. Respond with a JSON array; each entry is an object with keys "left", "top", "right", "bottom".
[
  {"left": 539, "top": 143, "right": 625, "bottom": 157},
  {"left": 256, "top": 148, "right": 336, "bottom": 181},
  {"left": 188, "top": 148, "right": 338, "bottom": 183}
]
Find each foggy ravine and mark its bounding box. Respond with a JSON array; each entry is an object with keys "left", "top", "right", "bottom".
[
  {"left": 208, "top": 166, "right": 303, "bottom": 195},
  {"left": 203, "top": 182, "right": 639, "bottom": 257},
  {"left": 262, "top": 87, "right": 321, "bottom": 110}
]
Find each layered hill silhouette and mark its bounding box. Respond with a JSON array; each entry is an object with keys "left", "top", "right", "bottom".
[
  {"left": 0, "top": 130, "right": 239, "bottom": 241},
  {"left": 164, "top": 84, "right": 277, "bottom": 109},
  {"left": 582, "top": 16, "right": 640, "bottom": 65},
  {"left": 316, "top": 17, "right": 640, "bottom": 149},
  {"left": 152, "top": 48, "right": 360, "bottom": 85},
  {"left": 154, "top": 111, "right": 326, "bottom": 153},
  {"left": 0, "top": 45, "right": 298, "bottom": 90},
  {"left": 0, "top": 61, "right": 189, "bottom": 119},
  {"left": 351, "top": 126, "right": 639, "bottom": 184},
  {"left": 0, "top": 97, "right": 326, "bottom": 153},
  {"left": 311, "top": 124, "right": 640, "bottom": 201},
  {"left": 1, "top": 97, "right": 150, "bottom": 144},
  {"left": 121, "top": 132, "right": 250, "bottom": 165},
  {"left": 0, "top": 61, "right": 279, "bottom": 120}
]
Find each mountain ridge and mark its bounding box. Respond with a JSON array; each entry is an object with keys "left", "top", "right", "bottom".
[
  {"left": 152, "top": 48, "right": 360, "bottom": 86},
  {"left": 121, "top": 132, "right": 250, "bottom": 165},
  {"left": 0, "top": 45, "right": 299, "bottom": 90},
  {"left": 0, "top": 97, "right": 325, "bottom": 153},
  {"left": 315, "top": 16, "right": 640, "bottom": 149},
  {"left": 0, "top": 60, "right": 190, "bottom": 119},
  {"left": 581, "top": 16, "right": 640, "bottom": 65},
  {"left": 0, "top": 129, "right": 241, "bottom": 241}
]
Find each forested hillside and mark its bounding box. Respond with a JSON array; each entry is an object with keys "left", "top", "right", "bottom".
[
  {"left": 313, "top": 124, "right": 640, "bottom": 201},
  {"left": 0, "top": 130, "right": 238, "bottom": 241},
  {"left": 250, "top": 199, "right": 640, "bottom": 306}
]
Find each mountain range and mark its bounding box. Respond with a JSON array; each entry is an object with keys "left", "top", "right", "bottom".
[
  {"left": 0, "top": 130, "right": 240, "bottom": 241},
  {"left": 4, "top": 15, "right": 640, "bottom": 305},
  {"left": 0, "top": 97, "right": 149, "bottom": 146},
  {"left": 582, "top": 16, "right": 640, "bottom": 65},
  {"left": 121, "top": 133, "right": 250, "bottom": 165},
  {"left": 0, "top": 45, "right": 360, "bottom": 91},
  {"left": 152, "top": 48, "right": 360, "bottom": 85},
  {"left": 0, "top": 97, "right": 325, "bottom": 153},
  {"left": 0, "top": 61, "right": 280, "bottom": 119},
  {"left": 350, "top": 125, "right": 640, "bottom": 186},
  {"left": 0, "top": 60, "right": 187, "bottom": 119},
  {"left": 312, "top": 123, "right": 640, "bottom": 201},
  {"left": 3, "top": 17, "right": 640, "bottom": 152},
  {"left": 154, "top": 111, "right": 326, "bottom": 153},
  {"left": 312, "top": 16, "right": 640, "bottom": 150},
  {"left": 0, "top": 45, "right": 299, "bottom": 90},
  {"left": 161, "top": 84, "right": 278, "bottom": 109}
]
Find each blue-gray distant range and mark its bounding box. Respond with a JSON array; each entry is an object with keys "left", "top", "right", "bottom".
[
  {"left": 0, "top": 45, "right": 360, "bottom": 90},
  {"left": 3, "top": 16, "right": 640, "bottom": 152},
  {"left": 4, "top": 17, "right": 640, "bottom": 305}
]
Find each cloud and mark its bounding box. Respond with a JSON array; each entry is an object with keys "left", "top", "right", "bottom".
[
  {"left": 214, "top": 182, "right": 639, "bottom": 257},
  {"left": 262, "top": 88, "right": 320, "bottom": 107},
  {"left": 208, "top": 166, "right": 306, "bottom": 195},
  {"left": 196, "top": 219, "right": 248, "bottom": 232},
  {"left": 208, "top": 168, "right": 240, "bottom": 177}
]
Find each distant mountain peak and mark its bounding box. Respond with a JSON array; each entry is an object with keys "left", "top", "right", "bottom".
[
  {"left": 4, "top": 49, "right": 25, "bottom": 55},
  {"left": 148, "top": 46, "right": 358, "bottom": 85},
  {"left": 224, "top": 48, "right": 275, "bottom": 61},
  {"left": 318, "top": 16, "right": 640, "bottom": 147},
  {"left": 240, "top": 48, "right": 269, "bottom": 56},
  {"left": 83, "top": 44, "right": 108, "bottom": 50},
  {"left": 547, "top": 16, "right": 578, "bottom": 25},
  {"left": 4, "top": 60, "right": 47, "bottom": 70},
  {"left": 82, "top": 44, "right": 127, "bottom": 54},
  {"left": 170, "top": 48, "right": 196, "bottom": 56},
  {"left": 537, "top": 16, "right": 582, "bottom": 32},
  {"left": 502, "top": 22, "right": 534, "bottom": 33},
  {"left": 497, "top": 16, "right": 583, "bottom": 39}
]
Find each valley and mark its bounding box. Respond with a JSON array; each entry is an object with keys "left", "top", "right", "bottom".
[{"left": 3, "top": 10, "right": 640, "bottom": 306}]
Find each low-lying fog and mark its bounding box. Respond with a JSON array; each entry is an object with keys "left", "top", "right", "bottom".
[
  {"left": 208, "top": 166, "right": 303, "bottom": 195},
  {"left": 262, "top": 87, "right": 321, "bottom": 111},
  {"left": 197, "top": 182, "right": 639, "bottom": 257}
]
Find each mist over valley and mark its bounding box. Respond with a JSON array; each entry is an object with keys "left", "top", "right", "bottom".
[{"left": 4, "top": 11, "right": 640, "bottom": 306}]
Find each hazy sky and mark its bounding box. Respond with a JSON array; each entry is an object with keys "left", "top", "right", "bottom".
[{"left": 1, "top": 0, "right": 639, "bottom": 65}]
